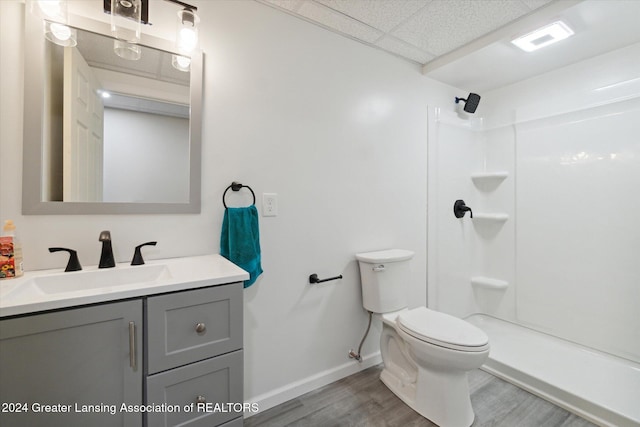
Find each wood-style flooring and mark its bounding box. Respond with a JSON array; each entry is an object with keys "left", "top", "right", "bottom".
[{"left": 245, "top": 364, "right": 596, "bottom": 427}]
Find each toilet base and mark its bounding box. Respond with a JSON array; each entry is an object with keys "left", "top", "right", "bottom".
[{"left": 380, "top": 365, "right": 475, "bottom": 427}]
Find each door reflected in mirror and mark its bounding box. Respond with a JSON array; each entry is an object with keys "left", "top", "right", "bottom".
[{"left": 45, "top": 28, "right": 190, "bottom": 203}]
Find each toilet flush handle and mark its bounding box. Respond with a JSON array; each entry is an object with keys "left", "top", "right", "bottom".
[{"left": 373, "top": 264, "right": 385, "bottom": 272}]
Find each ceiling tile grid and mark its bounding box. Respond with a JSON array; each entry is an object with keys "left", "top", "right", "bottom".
[
  {"left": 314, "top": 0, "right": 429, "bottom": 32},
  {"left": 375, "top": 34, "right": 435, "bottom": 63},
  {"left": 259, "top": 0, "right": 554, "bottom": 65},
  {"left": 296, "top": 0, "right": 385, "bottom": 43}
]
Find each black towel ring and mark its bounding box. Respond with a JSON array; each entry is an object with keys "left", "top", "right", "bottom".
[{"left": 223, "top": 182, "right": 256, "bottom": 208}]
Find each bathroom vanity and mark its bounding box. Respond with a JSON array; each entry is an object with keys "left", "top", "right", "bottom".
[{"left": 0, "top": 255, "right": 247, "bottom": 427}]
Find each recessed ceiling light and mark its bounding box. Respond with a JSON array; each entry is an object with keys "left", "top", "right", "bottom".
[{"left": 511, "top": 21, "right": 574, "bottom": 52}]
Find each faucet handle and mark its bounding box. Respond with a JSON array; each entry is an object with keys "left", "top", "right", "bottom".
[
  {"left": 49, "top": 247, "right": 82, "bottom": 272},
  {"left": 131, "top": 242, "right": 157, "bottom": 266},
  {"left": 453, "top": 199, "right": 473, "bottom": 219}
]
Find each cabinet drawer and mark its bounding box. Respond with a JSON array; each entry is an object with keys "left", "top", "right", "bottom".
[
  {"left": 146, "top": 350, "right": 243, "bottom": 427},
  {"left": 147, "top": 283, "right": 243, "bottom": 374}
]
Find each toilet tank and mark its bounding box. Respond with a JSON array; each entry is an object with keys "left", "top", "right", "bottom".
[{"left": 355, "top": 249, "right": 415, "bottom": 313}]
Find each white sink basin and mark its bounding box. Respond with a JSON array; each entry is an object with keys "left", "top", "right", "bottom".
[
  {"left": 32, "top": 264, "right": 172, "bottom": 294},
  {"left": 0, "top": 254, "right": 250, "bottom": 318},
  {"left": 4, "top": 264, "right": 171, "bottom": 303}
]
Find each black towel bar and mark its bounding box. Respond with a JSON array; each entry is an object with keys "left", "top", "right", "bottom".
[
  {"left": 223, "top": 182, "right": 256, "bottom": 208},
  {"left": 309, "top": 274, "right": 343, "bottom": 284}
]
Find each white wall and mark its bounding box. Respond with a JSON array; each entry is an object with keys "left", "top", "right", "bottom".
[
  {"left": 428, "top": 42, "right": 640, "bottom": 362},
  {"left": 0, "top": 0, "right": 462, "bottom": 409},
  {"left": 103, "top": 108, "right": 189, "bottom": 203}
]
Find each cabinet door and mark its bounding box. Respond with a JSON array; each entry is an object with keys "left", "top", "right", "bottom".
[
  {"left": 0, "top": 300, "right": 143, "bottom": 427},
  {"left": 146, "top": 350, "right": 243, "bottom": 427},
  {"left": 147, "top": 283, "right": 243, "bottom": 374}
]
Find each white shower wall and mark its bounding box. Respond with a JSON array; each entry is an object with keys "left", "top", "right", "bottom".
[
  {"left": 515, "top": 97, "right": 640, "bottom": 361},
  {"left": 427, "top": 110, "right": 516, "bottom": 321},
  {"left": 426, "top": 109, "right": 483, "bottom": 317},
  {"left": 428, "top": 41, "right": 640, "bottom": 362}
]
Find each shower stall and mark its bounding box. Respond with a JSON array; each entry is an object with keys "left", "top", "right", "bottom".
[{"left": 427, "top": 43, "right": 640, "bottom": 427}]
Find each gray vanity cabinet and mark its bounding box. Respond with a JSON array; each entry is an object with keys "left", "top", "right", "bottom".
[
  {"left": 0, "top": 300, "right": 143, "bottom": 427},
  {"left": 145, "top": 283, "right": 244, "bottom": 427},
  {"left": 0, "top": 282, "right": 243, "bottom": 427}
]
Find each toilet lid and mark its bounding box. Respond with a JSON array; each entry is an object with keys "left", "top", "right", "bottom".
[
  {"left": 355, "top": 249, "right": 415, "bottom": 263},
  {"left": 398, "top": 307, "right": 489, "bottom": 352}
]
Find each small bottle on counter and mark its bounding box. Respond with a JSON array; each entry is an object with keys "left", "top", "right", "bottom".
[{"left": 0, "top": 220, "right": 24, "bottom": 279}]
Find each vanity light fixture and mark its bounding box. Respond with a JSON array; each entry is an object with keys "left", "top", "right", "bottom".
[
  {"left": 104, "top": 0, "right": 200, "bottom": 60},
  {"left": 109, "top": 0, "right": 143, "bottom": 60},
  {"left": 32, "top": 0, "right": 77, "bottom": 47},
  {"left": 110, "top": 0, "right": 142, "bottom": 43},
  {"left": 511, "top": 21, "right": 574, "bottom": 52}
]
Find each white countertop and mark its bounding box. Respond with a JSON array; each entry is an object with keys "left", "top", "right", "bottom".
[{"left": 0, "top": 254, "right": 249, "bottom": 318}]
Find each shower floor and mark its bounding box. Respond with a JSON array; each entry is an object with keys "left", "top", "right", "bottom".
[{"left": 466, "top": 314, "right": 640, "bottom": 427}]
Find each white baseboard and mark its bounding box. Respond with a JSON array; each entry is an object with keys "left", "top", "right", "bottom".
[{"left": 245, "top": 351, "right": 382, "bottom": 418}]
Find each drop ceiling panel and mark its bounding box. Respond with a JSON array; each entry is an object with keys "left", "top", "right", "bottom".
[
  {"left": 258, "top": 0, "right": 638, "bottom": 91},
  {"left": 390, "top": 0, "right": 533, "bottom": 56},
  {"left": 260, "top": 0, "right": 552, "bottom": 63}
]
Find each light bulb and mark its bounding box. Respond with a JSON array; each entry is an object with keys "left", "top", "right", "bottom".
[
  {"left": 179, "top": 28, "right": 197, "bottom": 52},
  {"left": 177, "top": 9, "right": 199, "bottom": 54},
  {"left": 172, "top": 55, "right": 191, "bottom": 72}
]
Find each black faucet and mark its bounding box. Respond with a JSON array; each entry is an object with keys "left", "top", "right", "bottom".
[
  {"left": 99, "top": 230, "right": 116, "bottom": 268},
  {"left": 48, "top": 247, "right": 82, "bottom": 272}
]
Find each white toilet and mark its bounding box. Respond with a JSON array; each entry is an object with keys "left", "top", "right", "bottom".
[{"left": 355, "top": 249, "right": 489, "bottom": 427}]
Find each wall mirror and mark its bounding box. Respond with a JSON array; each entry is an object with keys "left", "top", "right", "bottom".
[{"left": 22, "top": 12, "right": 202, "bottom": 214}]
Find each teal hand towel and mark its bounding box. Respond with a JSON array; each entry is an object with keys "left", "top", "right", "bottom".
[{"left": 220, "top": 205, "right": 263, "bottom": 287}]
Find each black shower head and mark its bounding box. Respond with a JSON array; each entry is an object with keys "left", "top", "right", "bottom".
[{"left": 455, "top": 93, "right": 481, "bottom": 113}]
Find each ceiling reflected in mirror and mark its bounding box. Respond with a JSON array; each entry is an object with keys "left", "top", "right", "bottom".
[{"left": 75, "top": 29, "right": 191, "bottom": 85}]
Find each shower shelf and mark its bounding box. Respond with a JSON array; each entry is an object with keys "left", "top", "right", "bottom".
[
  {"left": 471, "top": 276, "right": 508, "bottom": 290},
  {"left": 470, "top": 171, "right": 508, "bottom": 182},
  {"left": 472, "top": 213, "right": 509, "bottom": 222},
  {"left": 471, "top": 171, "right": 508, "bottom": 191}
]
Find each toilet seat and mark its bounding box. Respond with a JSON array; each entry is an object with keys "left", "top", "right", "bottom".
[{"left": 398, "top": 307, "right": 489, "bottom": 352}]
